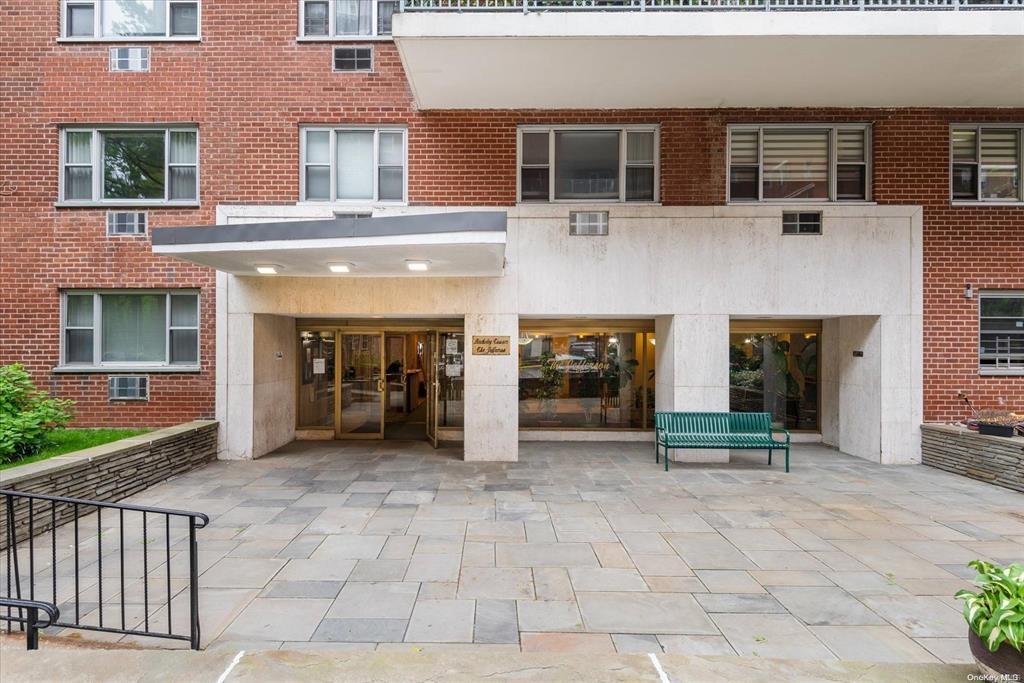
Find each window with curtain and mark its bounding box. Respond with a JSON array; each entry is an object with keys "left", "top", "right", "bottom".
[
  {"left": 518, "top": 126, "right": 659, "bottom": 203},
  {"left": 61, "top": 291, "right": 200, "bottom": 368},
  {"left": 300, "top": 0, "right": 397, "bottom": 37},
  {"left": 62, "top": 1, "right": 200, "bottom": 39},
  {"left": 728, "top": 124, "right": 871, "bottom": 202},
  {"left": 301, "top": 127, "right": 406, "bottom": 203},
  {"left": 952, "top": 126, "right": 1023, "bottom": 202},
  {"left": 61, "top": 128, "right": 198, "bottom": 204}
]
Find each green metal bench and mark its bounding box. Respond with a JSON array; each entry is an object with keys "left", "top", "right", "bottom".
[{"left": 654, "top": 411, "right": 791, "bottom": 472}]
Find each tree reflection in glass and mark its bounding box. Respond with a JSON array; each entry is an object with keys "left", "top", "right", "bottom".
[{"left": 103, "top": 132, "right": 165, "bottom": 200}]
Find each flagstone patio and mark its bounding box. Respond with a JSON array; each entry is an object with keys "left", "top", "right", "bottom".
[{"left": 12, "top": 440, "right": 1024, "bottom": 663}]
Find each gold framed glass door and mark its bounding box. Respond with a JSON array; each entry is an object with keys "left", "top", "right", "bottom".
[{"left": 338, "top": 333, "right": 385, "bottom": 438}]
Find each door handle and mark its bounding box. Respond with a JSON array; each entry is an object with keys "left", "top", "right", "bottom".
[{"left": 377, "top": 378, "right": 384, "bottom": 393}]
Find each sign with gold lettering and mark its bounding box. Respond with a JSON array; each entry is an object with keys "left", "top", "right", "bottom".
[{"left": 471, "top": 335, "right": 510, "bottom": 355}]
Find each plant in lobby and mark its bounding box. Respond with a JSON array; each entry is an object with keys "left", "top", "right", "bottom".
[
  {"left": 955, "top": 560, "right": 1024, "bottom": 677},
  {"left": 535, "top": 353, "right": 565, "bottom": 422},
  {"left": 0, "top": 363, "right": 74, "bottom": 465}
]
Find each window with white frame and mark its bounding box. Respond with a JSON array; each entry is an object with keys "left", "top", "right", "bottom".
[
  {"left": 952, "top": 126, "right": 1023, "bottom": 203},
  {"left": 61, "top": 127, "right": 198, "bottom": 204},
  {"left": 301, "top": 127, "right": 406, "bottom": 203},
  {"left": 980, "top": 292, "right": 1024, "bottom": 373},
  {"left": 62, "top": 1, "right": 199, "bottom": 40},
  {"left": 728, "top": 124, "right": 871, "bottom": 202},
  {"left": 518, "top": 126, "right": 659, "bottom": 203},
  {"left": 62, "top": 291, "right": 199, "bottom": 368},
  {"left": 300, "top": 0, "right": 398, "bottom": 38}
]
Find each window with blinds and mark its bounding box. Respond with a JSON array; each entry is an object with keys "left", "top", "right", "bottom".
[
  {"left": 979, "top": 292, "right": 1024, "bottom": 373},
  {"left": 952, "top": 126, "right": 1023, "bottom": 202},
  {"left": 728, "top": 125, "right": 870, "bottom": 203}
]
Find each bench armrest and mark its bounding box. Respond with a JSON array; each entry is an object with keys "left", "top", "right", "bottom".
[{"left": 770, "top": 427, "right": 791, "bottom": 444}]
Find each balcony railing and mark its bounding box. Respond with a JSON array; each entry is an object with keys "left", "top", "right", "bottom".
[{"left": 401, "top": 0, "right": 1022, "bottom": 11}]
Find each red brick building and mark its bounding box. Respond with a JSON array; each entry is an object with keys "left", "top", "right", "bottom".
[{"left": 1, "top": 1, "right": 1021, "bottom": 463}]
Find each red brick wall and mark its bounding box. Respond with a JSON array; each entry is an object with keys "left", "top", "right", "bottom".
[{"left": 1, "top": 2, "right": 1021, "bottom": 427}]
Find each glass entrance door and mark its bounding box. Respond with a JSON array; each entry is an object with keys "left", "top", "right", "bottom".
[
  {"left": 298, "top": 330, "right": 336, "bottom": 431},
  {"left": 339, "top": 333, "right": 384, "bottom": 438},
  {"left": 424, "top": 331, "right": 438, "bottom": 447}
]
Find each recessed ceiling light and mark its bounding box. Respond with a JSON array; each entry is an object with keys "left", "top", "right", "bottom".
[
  {"left": 328, "top": 262, "right": 352, "bottom": 273},
  {"left": 255, "top": 264, "right": 280, "bottom": 275},
  {"left": 405, "top": 260, "right": 430, "bottom": 272}
]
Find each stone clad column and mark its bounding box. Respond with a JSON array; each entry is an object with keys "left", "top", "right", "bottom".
[
  {"left": 654, "top": 314, "right": 730, "bottom": 463},
  {"left": 463, "top": 314, "right": 519, "bottom": 462}
]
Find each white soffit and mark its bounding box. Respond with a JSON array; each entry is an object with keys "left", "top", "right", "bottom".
[
  {"left": 151, "top": 212, "right": 508, "bottom": 277},
  {"left": 393, "top": 12, "right": 1024, "bottom": 109}
]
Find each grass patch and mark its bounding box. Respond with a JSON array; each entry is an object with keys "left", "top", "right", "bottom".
[{"left": 0, "top": 428, "right": 151, "bottom": 471}]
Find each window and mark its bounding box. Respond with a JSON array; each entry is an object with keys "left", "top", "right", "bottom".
[
  {"left": 730, "top": 321, "right": 821, "bottom": 431},
  {"left": 518, "top": 126, "right": 659, "bottom": 203},
  {"left": 519, "top": 326, "right": 656, "bottom": 429},
  {"left": 60, "top": 127, "right": 198, "bottom": 204},
  {"left": 952, "top": 126, "right": 1023, "bottom": 202},
  {"left": 61, "top": 291, "right": 200, "bottom": 369},
  {"left": 107, "top": 211, "right": 148, "bottom": 235},
  {"left": 109, "top": 46, "right": 150, "bottom": 71},
  {"left": 728, "top": 124, "right": 871, "bottom": 202},
  {"left": 301, "top": 127, "right": 406, "bottom": 203},
  {"left": 569, "top": 211, "right": 609, "bottom": 236},
  {"left": 334, "top": 46, "right": 373, "bottom": 72},
  {"left": 979, "top": 292, "right": 1024, "bottom": 374},
  {"left": 300, "top": 0, "right": 398, "bottom": 38},
  {"left": 61, "top": 1, "right": 200, "bottom": 40},
  {"left": 109, "top": 376, "right": 149, "bottom": 400},
  {"left": 782, "top": 211, "right": 822, "bottom": 235}
]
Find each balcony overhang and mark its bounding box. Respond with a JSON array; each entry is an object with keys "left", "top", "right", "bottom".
[
  {"left": 393, "top": 11, "right": 1024, "bottom": 109},
  {"left": 151, "top": 211, "right": 507, "bottom": 277}
]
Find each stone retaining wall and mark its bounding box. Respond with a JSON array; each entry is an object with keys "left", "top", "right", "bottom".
[
  {"left": 921, "top": 424, "right": 1024, "bottom": 494},
  {"left": 0, "top": 421, "right": 217, "bottom": 548}
]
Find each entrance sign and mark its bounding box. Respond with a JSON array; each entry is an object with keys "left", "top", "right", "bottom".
[
  {"left": 472, "top": 335, "right": 510, "bottom": 355},
  {"left": 313, "top": 358, "right": 326, "bottom": 374}
]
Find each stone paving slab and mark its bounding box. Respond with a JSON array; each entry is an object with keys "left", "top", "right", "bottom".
[
  {"left": 0, "top": 639, "right": 979, "bottom": 682},
  {"left": 9, "top": 440, "right": 1023, "bottom": 664}
]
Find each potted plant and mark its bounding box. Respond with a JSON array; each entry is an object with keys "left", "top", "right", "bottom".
[
  {"left": 955, "top": 560, "right": 1024, "bottom": 677},
  {"left": 535, "top": 353, "right": 565, "bottom": 427},
  {"left": 975, "top": 410, "right": 1023, "bottom": 438}
]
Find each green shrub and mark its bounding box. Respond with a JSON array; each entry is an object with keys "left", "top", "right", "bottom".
[
  {"left": 955, "top": 560, "right": 1024, "bottom": 653},
  {"left": 0, "top": 364, "right": 74, "bottom": 465}
]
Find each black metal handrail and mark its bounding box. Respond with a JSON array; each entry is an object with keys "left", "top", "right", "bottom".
[
  {"left": 1, "top": 489, "right": 209, "bottom": 650},
  {"left": 0, "top": 597, "right": 60, "bottom": 650}
]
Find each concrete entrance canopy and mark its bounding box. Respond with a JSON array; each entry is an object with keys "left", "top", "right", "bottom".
[{"left": 152, "top": 211, "right": 507, "bottom": 277}]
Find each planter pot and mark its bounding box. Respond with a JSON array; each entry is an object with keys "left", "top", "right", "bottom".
[
  {"left": 969, "top": 629, "right": 1024, "bottom": 677},
  {"left": 978, "top": 423, "right": 1017, "bottom": 438}
]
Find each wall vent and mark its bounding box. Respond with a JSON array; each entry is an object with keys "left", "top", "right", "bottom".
[{"left": 109, "top": 376, "right": 149, "bottom": 401}]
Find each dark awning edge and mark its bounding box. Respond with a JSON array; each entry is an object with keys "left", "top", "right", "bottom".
[{"left": 152, "top": 211, "right": 507, "bottom": 247}]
